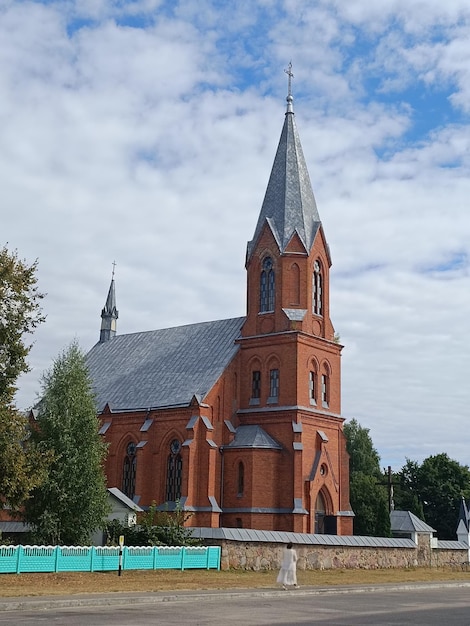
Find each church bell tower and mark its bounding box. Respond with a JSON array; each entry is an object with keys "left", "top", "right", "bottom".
[{"left": 231, "top": 64, "right": 352, "bottom": 534}]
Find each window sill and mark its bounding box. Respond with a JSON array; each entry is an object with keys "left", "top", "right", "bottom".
[
  {"left": 249, "top": 398, "right": 260, "bottom": 406},
  {"left": 267, "top": 397, "right": 279, "bottom": 405}
]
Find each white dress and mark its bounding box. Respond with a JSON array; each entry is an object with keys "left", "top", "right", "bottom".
[{"left": 276, "top": 547, "right": 297, "bottom": 586}]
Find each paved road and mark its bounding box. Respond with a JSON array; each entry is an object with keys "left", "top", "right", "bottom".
[{"left": 2, "top": 583, "right": 470, "bottom": 625}]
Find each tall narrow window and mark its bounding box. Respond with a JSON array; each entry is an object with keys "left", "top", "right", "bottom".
[
  {"left": 268, "top": 368, "right": 279, "bottom": 402},
  {"left": 251, "top": 370, "right": 261, "bottom": 402},
  {"left": 260, "top": 257, "right": 275, "bottom": 312},
  {"left": 313, "top": 260, "right": 323, "bottom": 316},
  {"left": 166, "top": 439, "right": 182, "bottom": 502},
  {"left": 290, "top": 263, "right": 300, "bottom": 305},
  {"left": 268, "top": 264, "right": 275, "bottom": 311},
  {"left": 237, "top": 462, "right": 245, "bottom": 497},
  {"left": 233, "top": 372, "right": 238, "bottom": 412},
  {"left": 309, "top": 371, "right": 317, "bottom": 405},
  {"left": 321, "top": 373, "right": 329, "bottom": 408},
  {"left": 122, "top": 441, "right": 137, "bottom": 500},
  {"left": 315, "top": 491, "right": 326, "bottom": 534}
]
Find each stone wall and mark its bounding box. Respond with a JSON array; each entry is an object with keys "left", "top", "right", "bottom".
[{"left": 205, "top": 537, "right": 468, "bottom": 571}]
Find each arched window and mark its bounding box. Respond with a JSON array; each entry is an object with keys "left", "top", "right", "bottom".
[
  {"left": 268, "top": 367, "right": 279, "bottom": 403},
  {"left": 166, "top": 439, "right": 182, "bottom": 502},
  {"left": 321, "top": 372, "right": 329, "bottom": 408},
  {"left": 251, "top": 370, "right": 261, "bottom": 403},
  {"left": 122, "top": 441, "right": 137, "bottom": 500},
  {"left": 237, "top": 462, "right": 244, "bottom": 497},
  {"left": 233, "top": 372, "right": 238, "bottom": 411},
  {"left": 309, "top": 370, "right": 317, "bottom": 405},
  {"left": 290, "top": 263, "right": 300, "bottom": 305},
  {"left": 313, "top": 260, "right": 323, "bottom": 316},
  {"left": 260, "top": 257, "right": 275, "bottom": 312},
  {"left": 315, "top": 491, "right": 326, "bottom": 534}
]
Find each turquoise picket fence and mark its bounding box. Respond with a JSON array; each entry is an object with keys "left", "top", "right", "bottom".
[{"left": 0, "top": 545, "right": 220, "bottom": 574}]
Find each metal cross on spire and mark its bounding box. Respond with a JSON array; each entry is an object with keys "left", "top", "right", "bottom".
[
  {"left": 284, "top": 61, "right": 294, "bottom": 97},
  {"left": 111, "top": 260, "right": 116, "bottom": 279}
]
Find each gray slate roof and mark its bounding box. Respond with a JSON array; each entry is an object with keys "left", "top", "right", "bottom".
[
  {"left": 437, "top": 539, "right": 469, "bottom": 550},
  {"left": 0, "top": 521, "right": 31, "bottom": 533},
  {"left": 247, "top": 99, "right": 321, "bottom": 260},
  {"left": 226, "top": 425, "right": 283, "bottom": 450},
  {"left": 108, "top": 487, "right": 143, "bottom": 512},
  {"left": 86, "top": 317, "right": 244, "bottom": 412},
  {"left": 390, "top": 510, "right": 436, "bottom": 534},
  {"left": 190, "top": 527, "right": 416, "bottom": 549}
]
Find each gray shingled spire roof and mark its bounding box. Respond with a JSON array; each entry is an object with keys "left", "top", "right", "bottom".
[
  {"left": 102, "top": 279, "right": 118, "bottom": 318},
  {"left": 458, "top": 497, "right": 470, "bottom": 531},
  {"left": 247, "top": 84, "right": 321, "bottom": 260},
  {"left": 99, "top": 278, "right": 118, "bottom": 343}
]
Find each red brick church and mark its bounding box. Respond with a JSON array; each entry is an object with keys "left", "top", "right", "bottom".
[{"left": 86, "top": 76, "right": 353, "bottom": 535}]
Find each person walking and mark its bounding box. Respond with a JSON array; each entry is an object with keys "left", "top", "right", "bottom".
[{"left": 276, "top": 542, "right": 298, "bottom": 590}]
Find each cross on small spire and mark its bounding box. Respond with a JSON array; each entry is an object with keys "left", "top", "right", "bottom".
[
  {"left": 284, "top": 61, "right": 294, "bottom": 97},
  {"left": 111, "top": 260, "right": 116, "bottom": 279}
]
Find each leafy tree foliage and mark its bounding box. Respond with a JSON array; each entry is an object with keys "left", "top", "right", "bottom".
[
  {"left": 393, "top": 459, "right": 425, "bottom": 520},
  {"left": 104, "top": 502, "right": 201, "bottom": 547},
  {"left": 0, "top": 245, "right": 45, "bottom": 404},
  {"left": 343, "top": 418, "right": 390, "bottom": 537},
  {"left": 0, "top": 246, "right": 48, "bottom": 509},
  {"left": 344, "top": 418, "right": 382, "bottom": 476},
  {"left": 0, "top": 405, "right": 51, "bottom": 510},
  {"left": 349, "top": 472, "right": 390, "bottom": 537},
  {"left": 23, "top": 341, "right": 109, "bottom": 545},
  {"left": 394, "top": 454, "right": 470, "bottom": 539}
]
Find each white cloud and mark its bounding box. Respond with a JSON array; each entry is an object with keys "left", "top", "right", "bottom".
[{"left": 2, "top": 0, "right": 470, "bottom": 472}]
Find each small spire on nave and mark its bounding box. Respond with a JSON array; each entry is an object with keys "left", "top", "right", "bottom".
[{"left": 99, "top": 262, "right": 119, "bottom": 343}]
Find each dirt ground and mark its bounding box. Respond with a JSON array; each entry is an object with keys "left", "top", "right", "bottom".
[{"left": 0, "top": 567, "right": 469, "bottom": 597}]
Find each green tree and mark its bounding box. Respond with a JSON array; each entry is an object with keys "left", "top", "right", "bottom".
[
  {"left": 395, "top": 454, "right": 470, "bottom": 540},
  {"left": 139, "top": 501, "right": 201, "bottom": 546},
  {"left": 343, "top": 418, "right": 390, "bottom": 537},
  {"left": 0, "top": 405, "right": 51, "bottom": 511},
  {"left": 349, "top": 472, "right": 390, "bottom": 537},
  {"left": 0, "top": 245, "right": 45, "bottom": 404},
  {"left": 23, "top": 341, "right": 109, "bottom": 545},
  {"left": 104, "top": 501, "right": 201, "bottom": 547},
  {"left": 393, "top": 459, "right": 425, "bottom": 520},
  {"left": 0, "top": 246, "right": 48, "bottom": 509}
]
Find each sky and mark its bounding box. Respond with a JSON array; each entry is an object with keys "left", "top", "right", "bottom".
[{"left": 2, "top": 0, "right": 470, "bottom": 471}]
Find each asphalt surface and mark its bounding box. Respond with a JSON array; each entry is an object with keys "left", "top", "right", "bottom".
[{"left": 2, "top": 580, "right": 470, "bottom": 613}]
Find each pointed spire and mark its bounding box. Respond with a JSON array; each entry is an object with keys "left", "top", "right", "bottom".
[
  {"left": 458, "top": 496, "right": 470, "bottom": 531},
  {"left": 99, "top": 263, "right": 118, "bottom": 343},
  {"left": 247, "top": 64, "right": 321, "bottom": 260}
]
